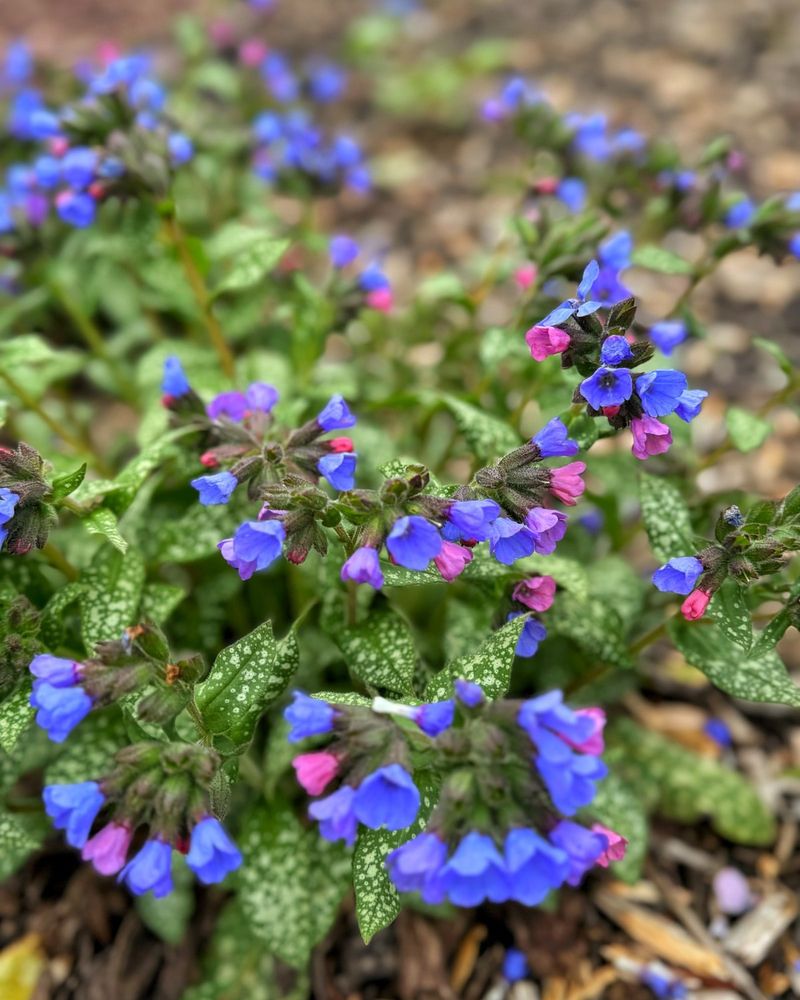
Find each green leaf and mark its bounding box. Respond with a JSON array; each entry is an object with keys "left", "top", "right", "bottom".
[
  {"left": 140, "top": 582, "right": 186, "bottom": 626},
  {"left": 136, "top": 855, "right": 195, "bottom": 944},
  {"left": 79, "top": 547, "right": 146, "bottom": 654},
  {"left": 82, "top": 507, "right": 128, "bottom": 554},
  {"left": 709, "top": 581, "right": 752, "bottom": 652},
  {"left": 156, "top": 495, "right": 249, "bottom": 563},
  {"left": 312, "top": 691, "right": 371, "bottom": 707},
  {"left": 753, "top": 337, "right": 793, "bottom": 377},
  {"left": 437, "top": 394, "right": 520, "bottom": 461},
  {"left": 45, "top": 708, "right": 129, "bottom": 785},
  {"left": 51, "top": 464, "right": 87, "bottom": 502},
  {"left": 546, "top": 592, "right": 633, "bottom": 669},
  {"left": 591, "top": 772, "right": 648, "bottom": 883},
  {"left": 212, "top": 236, "right": 290, "bottom": 297},
  {"left": 0, "top": 686, "right": 34, "bottom": 753},
  {"left": 750, "top": 609, "right": 792, "bottom": 657},
  {"left": 669, "top": 617, "right": 800, "bottom": 707},
  {"left": 353, "top": 774, "right": 438, "bottom": 943},
  {"left": 337, "top": 608, "right": 416, "bottom": 697},
  {"left": 638, "top": 473, "right": 694, "bottom": 562},
  {"left": 630, "top": 244, "right": 693, "bottom": 275},
  {"left": 39, "top": 582, "right": 85, "bottom": 648},
  {"left": 237, "top": 800, "right": 351, "bottom": 968},
  {"left": 424, "top": 614, "right": 526, "bottom": 701},
  {"left": 608, "top": 719, "right": 775, "bottom": 845},
  {"left": 0, "top": 811, "right": 43, "bottom": 881},
  {"left": 726, "top": 406, "right": 771, "bottom": 453}
]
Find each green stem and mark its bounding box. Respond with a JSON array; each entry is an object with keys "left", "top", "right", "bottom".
[{"left": 41, "top": 541, "right": 79, "bottom": 581}]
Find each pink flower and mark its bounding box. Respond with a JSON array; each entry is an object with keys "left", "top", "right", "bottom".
[
  {"left": 681, "top": 589, "right": 710, "bottom": 621},
  {"left": 434, "top": 540, "right": 473, "bottom": 582},
  {"left": 591, "top": 824, "right": 628, "bottom": 868},
  {"left": 49, "top": 137, "right": 69, "bottom": 158},
  {"left": 569, "top": 708, "right": 606, "bottom": 755},
  {"left": 548, "top": 461, "right": 586, "bottom": 505},
  {"left": 630, "top": 416, "right": 672, "bottom": 461},
  {"left": 97, "top": 41, "right": 121, "bottom": 67},
  {"left": 292, "top": 752, "right": 339, "bottom": 796},
  {"left": 525, "top": 325, "right": 571, "bottom": 362},
  {"left": 239, "top": 39, "right": 268, "bottom": 67},
  {"left": 514, "top": 263, "right": 538, "bottom": 291},
  {"left": 366, "top": 288, "right": 393, "bottom": 313},
  {"left": 328, "top": 437, "right": 354, "bottom": 454},
  {"left": 533, "top": 177, "right": 559, "bottom": 195},
  {"left": 512, "top": 575, "right": 556, "bottom": 612},
  {"left": 81, "top": 822, "right": 133, "bottom": 876},
  {"left": 209, "top": 18, "right": 235, "bottom": 47}
]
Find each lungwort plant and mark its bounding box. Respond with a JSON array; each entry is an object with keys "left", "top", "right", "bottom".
[{"left": 0, "top": 4, "right": 799, "bottom": 992}]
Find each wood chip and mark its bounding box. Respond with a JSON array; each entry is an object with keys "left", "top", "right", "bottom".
[
  {"left": 449, "top": 924, "right": 487, "bottom": 993},
  {"left": 723, "top": 887, "right": 798, "bottom": 967}
]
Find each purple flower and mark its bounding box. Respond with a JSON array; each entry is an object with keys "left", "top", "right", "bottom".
[
  {"left": 168, "top": 132, "right": 194, "bottom": 166},
  {"left": 317, "top": 394, "right": 356, "bottom": 432},
  {"left": 309, "top": 786, "right": 358, "bottom": 845},
  {"left": 580, "top": 367, "right": 633, "bottom": 409},
  {"left": 330, "top": 234, "right": 360, "bottom": 268},
  {"left": 29, "top": 654, "right": 81, "bottom": 687},
  {"left": 190, "top": 471, "right": 238, "bottom": 506},
  {"left": 649, "top": 320, "right": 688, "bottom": 356},
  {"left": 539, "top": 259, "right": 603, "bottom": 326},
  {"left": 43, "top": 781, "right": 104, "bottom": 848},
  {"left": 525, "top": 507, "right": 568, "bottom": 554},
  {"left": 0, "top": 487, "right": 19, "bottom": 547},
  {"left": 502, "top": 948, "right": 529, "bottom": 983},
  {"left": 548, "top": 821, "right": 608, "bottom": 885},
  {"left": 413, "top": 700, "right": 455, "bottom": 736},
  {"left": 636, "top": 370, "right": 688, "bottom": 417},
  {"left": 81, "top": 822, "right": 132, "bottom": 875},
  {"left": 318, "top": 452, "right": 357, "bottom": 491},
  {"left": 119, "top": 839, "right": 174, "bottom": 898},
  {"left": 600, "top": 335, "right": 633, "bottom": 366},
  {"left": 674, "top": 389, "right": 707, "bottom": 423},
  {"left": 518, "top": 691, "right": 595, "bottom": 762},
  {"left": 162, "top": 356, "right": 190, "bottom": 397},
  {"left": 218, "top": 520, "right": 285, "bottom": 579},
  {"left": 532, "top": 417, "right": 579, "bottom": 459},
  {"left": 536, "top": 752, "right": 607, "bottom": 815},
  {"left": 207, "top": 390, "right": 249, "bottom": 421},
  {"left": 55, "top": 190, "right": 95, "bottom": 228},
  {"left": 556, "top": 177, "right": 587, "bottom": 213},
  {"left": 284, "top": 690, "right": 336, "bottom": 742},
  {"left": 504, "top": 828, "right": 569, "bottom": 905},
  {"left": 386, "top": 833, "right": 447, "bottom": 896},
  {"left": 341, "top": 546, "right": 384, "bottom": 588},
  {"left": 437, "top": 832, "right": 509, "bottom": 906},
  {"left": 62, "top": 147, "right": 98, "bottom": 190},
  {"left": 509, "top": 614, "right": 547, "bottom": 657},
  {"left": 489, "top": 518, "right": 536, "bottom": 565},
  {"left": 245, "top": 382, "right": 279, "bottom": 413},
  {"left": 186, "top": 817, "right": 243, "bottom": 885},
  {"left": 31, "top": 681, "right": 93, "bottom": 742},
  {"left": 652, "top": 556, "right": 703, "bottom": 595},
  {"left": 443, "top": 499, "right": 500, "bottom": 541},
  {"left": 454, "top": 679, "right": 484, "bottom": 707},
  {"left": 386, "top": 515, "right": 442, "bottom": 570},
  {"left": 353, "top": 764, "right": 420, "bottom": 831}
]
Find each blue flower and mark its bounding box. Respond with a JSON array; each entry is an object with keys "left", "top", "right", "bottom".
[
  {"left": 161, "top": 356, "right": 190, "bottom": 397},
  {"left": 703, "top": 718, "right": 733, "bottom": 748},
  {"left": 332, "top": 135, "right": 362, "bottom": 168},
  {"left": 649, "top": 320, "right": 688, "bottom": 356},
  {"left": 504, "top": 827, "right": 569, "bottom": 905},
  {"left": 510, "top": 615, "right": 547, "bottom": 658},
  {"left": 674, "top": 388, "right": 707, "bottom": 422},
  {"left": 318, "top": 452, "right": 357, "bottom": 491},
  {"left": 317, "top": 394, "right": 356, "bottom": 431},
  {"left": 31, "top": 681, "right": 93, "bottom": 742},
  {"left": 599, "top": 231, "right": 633, "bottom": 271},
  {"left": 454, "top": 679, "right": 484, "bottom": 707},
  {"left": 119, "top": 839, "right": 174, "bottom": 898},
  {"left": 341, "top": 546, "right": 384, "bottom": 588},
  {"left": 309, "top": 63, "right": 346, "bottom": 103},
  {"left": 636, "top": 370, "right": 688, "bottom": 417},
  {"left": 526, "top": 508, "right": 568, "bottom": 554},
  {"left": 3, "top": 40, "right": 32, "bottom": 86},
  {"left": 185, "top": 817, "right": 242, "bottom": 885},
  {"left": 580, "top": 367, "right": 633, "bottom": 409},
  {"left": 518, "top": 691, "right": 595, "bottom": 762},
  {"left": 569, "top": 113, "right": 610, "bottom": 160},
  {"left": 190, "top": 471, "right": 238, "bottom": 506},
  {"left": 539, "top": 260, "right": 605, "bottom": 327},
  {"left": 62, "top": 147, "right": 98, "bottom": 190},
  {"left": 357, "top": 263, "right": 390, "bottom": 292},
  {"left": 284, "top": 691, "right": 335, "bottom": 742},
  {"left": 33, "top": 155, "right": 60, "bottom": 189},
  {"left": 548, "top": 821, "right": 608, "bottom": 885},
  {"left": 652, "top": 556, "right": 703, "bottom": 595},
  {"left": 443, "top": 499, "right": 500, "bottom": 541},
  {"left": 55, "top": 191, "right": 95, "bottom": 228},
  {"left": 725, "top": 197, "right": 755, "bottom": 228},
  {"left": 253, "top": 111, "right": 283, "bottom": 144},
  {"left": 29, "top": 654, "right": 80, "bottom": 687},
  {"left": 489, "top": 518, "right": 536, "bottom": 565},
  {"left": 600, "top": 335, "right": 633, "bottom": 366},
  {"left": 219, "top": 519, "right": 285, "bottom": 579},
  {"left": 167, "top": 132, "right": 194, "bottom": 166},
  {"left": 437, "top": 832, "right": 509, "bottom": 906},
  {"left": 386, "top": 515, "right": 442, "bottom": 570},
  {"left": 207, "top": 390, "right": 248, "bottom": 421},
  {"left": 330, "top": 234, "right": 360, "bottom": 268},
  {"left": 43, "top": 781, "right": 104, "bottom": 848},
  {"left": 0, "top": 487, "right": 19, "bottom": 547},
  {"left": 556, "top": 177, "right": 587, "bottom": 213},
  {"left": 386, "top": 833, "right": 447, "bottom": 896},
  {"left": 536, "top": 752, "right": 607, "bottom": 815},
  {"left": 413, "top": 700, "right": 455, "bottom": 737},
  {"left": 502, "top": 948, "right": 529, "bottom": 983},
  {"left": 790, "top": 233, "right": 800, "bottom": 260},
  {"left": 532, "top": 417, "right": 579, "bottom": 458},
  {"left": 354, "top": 764, "right": 420, "bottom": 831},
  {"left": 28, "top": 108, "right": 61, "bottom": 140},
  {"left": 308, "top": 786, "right": 357, "bottom": 845}
]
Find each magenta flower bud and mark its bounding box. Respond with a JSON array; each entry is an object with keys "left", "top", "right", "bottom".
[
  {"left": 525, "top": 325, "right": 571, "bottom": 362},
  {"left": 548, "top": 461, "right": 586, "bottom": 505},
  {"left": 365, "top": 287, "right": 393, "bottom": 312},
  {"left": 630, "top": 416, "right": 672, "bottom": 461},
  {"left": 434, "top": 540, "right": 473, "bottom": 582},
  {"left": 591, "top": 824, "right": 628, "bottom": 868},
  {"left": 514, "top": 263, "right": 537, "bottom": 291},
  {"left": 512, "top": 576, "right": 556, "bottom": 612},
  {"left": 681, "top": 589, "right": 711, "bottom": 621},
  {"left": 567, "top": 707, "right": 606, "bottom": 755},
  {"left": 82, "top": 821, "right": 133, "bottom": 875},
  {"left": 292, "top": 751, "right": 339, "bottom": 796}
]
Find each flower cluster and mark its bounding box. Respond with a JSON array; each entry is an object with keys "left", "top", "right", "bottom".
[
  {"left": 508, "top": 574, "right": 556, "bottom": 658},
  {"left": 526, "top": 262, "right": 707, "bottom": 461},
  {"left": 0, "top": 443, "right": 58, "bottom": 556},
  {"left": 329, "top": 234, "right": 393, "bottom": 312},
  {"left": 43, "top": 741, "right": 240, "bottom": 897},
  {"left": 286, "top": 683, "right": 627, "bottom": 908}
]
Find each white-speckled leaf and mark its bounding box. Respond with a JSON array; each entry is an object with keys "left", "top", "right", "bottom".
[
  {"left": 669, "top": 618, "right": 800, "bottom": 706},
  {"left": 726, "top": 407, "right": 771, "bottom": 453},
  {"left": 591, "top": 772, "right": 648, "bottom": 883},
  {"left": 638, "top": 473, "right": 694, "bottom": 562},
  {"left": 39, "top": 582, "right": 85, "bottom": 647},
  {"left": 424, "top": 614, "right": 526, "bottom": 702},
  {"left": 0, "top": 811, "right": 43, "bottom": 881},
  {"left": 312, "top": 691, "right": 371, "bottom": 707},
  {"left": 45, "top": 708, "right": 129, "bottom": 785},
  {"left": 546, "top": 593, "right": 633, "bottom": 669},
  {"left": 0, "top": 686, "right": 34, "bottom": 753},
  {"left": 82, "top": 507, "right": 128, "bottom": 553},
  {"left": 156, "top": 495, "right": 250, "bottom": 563},
  {"left": 710, "top": 581, "right": 753, "bottom": 652},
  {"left": 140, "top": 582, "right": 187, "bottom": 626},
  {"left": 79, "top": 547, "right": 146, "bottom": 654},
  {"left": 438, "top": 394, "right": 520, "bottom": 461},
  {"left": 750, "top": 609, "right": 792, "bottom": 658},
  {"left": 337, "top": 608, "right": 416, "bottom": 697}
]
